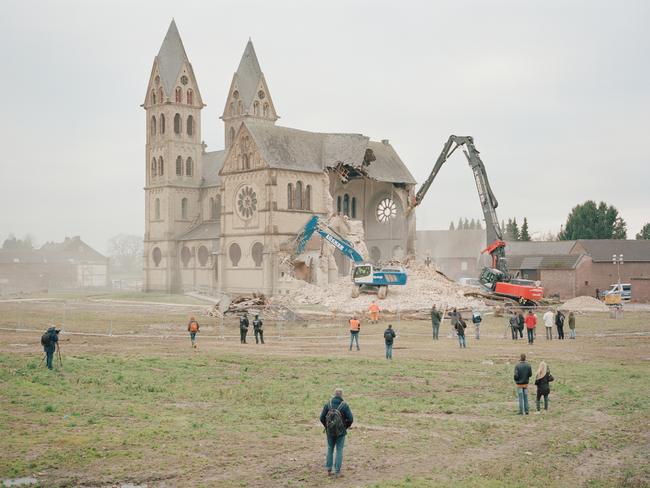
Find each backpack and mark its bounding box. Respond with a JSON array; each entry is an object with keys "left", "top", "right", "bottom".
[
  {"left": 556, "top": 314, "right": 565, "bottom": 326},
  {"left": 189, "top": 321, "right": 198, "bottom": 333},
  {"left": 41, "top": 331, "right": 53, "bottom": 347},
  {"left": 325, "top": 401, "right": 347, "bottom": 439},
  {"left": 384, "top": 329, "right": 394, "bottom": 342}
]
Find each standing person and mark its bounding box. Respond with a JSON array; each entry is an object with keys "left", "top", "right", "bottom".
[
  {"left": 431, "top": 304, "right": 442, "bottom": 340},
  {"left": 239, "top": 313, "right": 249, "bottom": 344},
  {"left": 187, "top": 316, "right": 200, "bottom": 349},
  {"left": 555, "top": 310, "right": 565, "bottom": 340},
  {"left": 449, "top": 308, "right": 461, "bottom": 337},
  {"left": 368, "top": 301, "right": 380, "bottom": 324},
  {"left": 472, "top": 310, "right": 482, "bottom": 340},
  {"left": 40, "top": 326, "right": 59, "bottom": 370},
  {"left": 514, "top": 353, "right": 532, "bottom": 415},
  {"left": 543, "top": 309, "right": 554, "bottom": 340},
  {"left": 348, "top": 316, "right": 360, "bottom": 351},
  {"left": 455, "top": 317, "right": 467, "bottom": 348},
  {"left": 534, "top": 361, "right": 554, "bottom": 413},
  {"left": 320, "top": 388, "right": 354, "bottom": 477},
  {"left": 517, "top": 311, "right": 525, "bottom": 339},
  {"left": 383, "top": 324, "right": 396, "bottom": 360},
  {"left": 253, "top": 314, "right": 264, "bottom": 344},
  {"left": 525, "top": 310, "right": 537, "bottom": 345},
  {"left": 509, "top": 312, "right": 519, "bottom": 340},
  {"left": 568, "top": 311, "right": 577, "bottom": 339}
]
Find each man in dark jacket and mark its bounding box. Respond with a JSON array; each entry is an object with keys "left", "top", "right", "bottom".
[
  {"left": 384, "top": 324, "right": 396, "bottom": 359},
  {"left": 431, "top": 304, "right": 442, "bottom": 340},
  {"left": 239, "top": 314, "right": 249, "bottom": 344},
  {"left": 455, "top": 319, "right": 467, "bottom": 348},
  {"left": 513, "top": 353, "right": 533, "bottom": 414},
  {"left": 509, "top": 312, "right": 519, "bottom": 340},
  {"left": 319, "top": 388, "right": 354, "bottom": 477},
  {"left": 253, "top": 314, "right": 264, "bottom": 344},
  {"left": 41, "top": 326, "right": 59, "bottom": 370},
  {"left": 517, "top": 311, "right": 525, "bottom": 338},
  {"left": 555, "top": 310, "right": 565, "bottom": 340}
]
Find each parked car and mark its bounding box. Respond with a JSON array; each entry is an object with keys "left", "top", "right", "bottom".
[{"left": 602, "top": 283, "right": 632, "bottom": 301}]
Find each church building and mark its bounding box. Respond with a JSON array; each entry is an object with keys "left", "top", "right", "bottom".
[{"left": 143, "top": 21, "right": 417, "bottom": 295}]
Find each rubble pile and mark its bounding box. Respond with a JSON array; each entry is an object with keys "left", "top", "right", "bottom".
[
  {"left": 560, "top": 296, "right": 609, "bottom": 312},
  {"left": 273, "top": 262, "right": 486, "bottom": 314},
  {"left": 208, "top": 293, "right": 298, "bottom": 320}
]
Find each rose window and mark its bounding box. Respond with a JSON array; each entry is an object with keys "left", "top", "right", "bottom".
[
  {"left": 377, "top": 198, "right": 397, "bottom": 223},
  {"left": 236, "top": 186, "right": 258, "bottom": 219}
]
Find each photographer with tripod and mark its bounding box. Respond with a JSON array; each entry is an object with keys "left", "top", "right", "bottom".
[{"left": 40, "top": 326, "right": 61, "bottom": 370}]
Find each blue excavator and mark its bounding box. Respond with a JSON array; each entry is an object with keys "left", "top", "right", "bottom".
[{"left": 292, "top": 215, "right": 407, "bottom": 299}]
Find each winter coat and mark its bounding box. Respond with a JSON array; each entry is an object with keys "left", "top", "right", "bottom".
[
  {"left": 253, "top": 319, "right": 263, "bottom": 331},
  {"left": 320, "top": 395, "right": 354, "bottom": 437},
  {"left": 525, "top": 314, "right": 537, "bottom": 329},
  {"left": 514, "top": 361, "right": 533, "bottom": 386},
  {"left": 431, "top": 309, "right": 442, "bottom": 326},
  {"left": 455, "top": 320, "right": 466, "bottom": 337},
  {"left": 472, "top": 314, "right": 482, "bottom": 325},
  {"left": 568, "top": 315, "right": 576, "bottom": 329},
  {"left": 239, "top": 317, "right": 249, "bottom": 331},
  {"left": 555, "top": 312, "right": 565, "bottom": 327},
  {"left": 517, "top": 314, "right": 525, "bottom": 330},
  {"left": 535, "top": 371, "right": 554, "bottom": 395},
  {"left": 509, "top": 316, "right": 519, "bottom": 328},
  {"left": 384, "top": 328, "right": 396, "bottom": 345}
]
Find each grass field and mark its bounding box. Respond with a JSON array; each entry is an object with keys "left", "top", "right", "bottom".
[{"left": 1, "top": 298, "right": 649, "bottom": 487}]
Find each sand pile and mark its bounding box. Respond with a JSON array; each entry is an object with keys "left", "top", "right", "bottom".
[
  {"left": 273, "top": 263, "right": 485, "bottom": 313},
  {"left": 560, "top": 296, "right": 609, "bottom": 312}
]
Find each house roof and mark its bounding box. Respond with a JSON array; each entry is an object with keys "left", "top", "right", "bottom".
[
  {"left": 575, "top": 239, "right": 650, "bottom": 262},
  {"left": 505, "top": 240, "right": 576, "bottom": 256},
  {"left": 508, "top": 254, "right": 584, "bottom": 270},
  {"left": 416, "top": 230, "right": 486, "bottom": 259},
  {"left": 366, "top": 141, "right": 417, "bottom": 184},
  {"left": 0, "top": 237, "right": 106, "bottom": 264},
  {"left": 178, "top": 222, "right": 220, "bottom": 241},
  {"left": 202, "top": 150, "right": 226, "bottom": 186}
]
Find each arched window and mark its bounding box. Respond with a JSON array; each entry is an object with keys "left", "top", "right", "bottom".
[
  {"left": 150, "top": 116, "right": 156, "bottom": 136},
  {"left": 154, "top": 198, "right": 160, "bottom": 220},
  {"left": 229, "top": 243, "right": 241, "bottom": 267},
  {"left": 151, "top": 90, "right": 156, "bottom": 105},
  {"left": 151, "top": 158, "right": 157, "bottom": 177},
  {"left": 198, "top": 246, "right": 209, "bottom": 267},
  {"left": 214, "top": 194, "right": 221, "bottom": 220},
  {"left": 187, "top": 89, "right": 193, "bottom": 105},
  {"left": 287, "top": 184, "right": 293, "bottom": 209},
  {"left": 237, "top": 100, "right": 243, "bottom": 115},
  {"left": 181, "top": 198, "right": 188, "bottom": 219},
  {"left": 351, "top": 197, "right": 357, "bottom": 218},
  {"left": 337, "top": 195, "right": 342, "bottom": 213},
  {"left": 158, "top": 87, "right": 163, "bottom": 103},
  {"left": 230, "top": 102, "right": 235, "bottom": 116},
  {"left": 243, "top": 154, "right": 250, "bottom": 170},
  {"left": 186, "top": 157, "right": 193, "bottom": 177},
  {"left": 251, "top": 242, "right": 263, "bottom": 267},
  {"left": 174, "top": 113, "right": 181, "bottom": 134},
  {"left": 209, "top": 197, "right": 215, "bottom": 219},
  {"left": 229, "top": 127, "right": 235, "bottom": 145},
  {"left": 305, "top": 185, "right": 312, "bottom": 211},
  {"left": 263, "top": 103, "right": 269, "bottom": 117},
  {"left": 175, "top": 87, "right": 182, "bottom": 103},
  {"left": 176, "top": 156, "right": 183, "bottom": 176},
  {"left": 152, "top": 247, "right": 162, "bottom": 266},
  {"left": 253, "top": 101, "right": 260, "bottom": 116},
  {"left": 187, "top": 115, "right": 194, "bottom": 136},
  {"left": 343, "top": 194, "right": 350, "bottom": 216},
  {"left": 158, "top": 156, "right": 164, "bottom": 176},
  {"left": 295, "top": 181, "right": 303, "bottom": 210},
  {"left": 160, "top": 114, "right": 165, "bottom": 134},
  {"left": 181, "top": 246, "right": 191, "bottom": 267}
]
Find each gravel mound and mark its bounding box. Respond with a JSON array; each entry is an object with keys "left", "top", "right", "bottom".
[{"left": 560, "top": 296, "right": 609, "bottom": 312}]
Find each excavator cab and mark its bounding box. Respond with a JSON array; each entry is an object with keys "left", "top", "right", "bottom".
[{"left": 353, "top": 264, "right": 374, "bottom": 283}]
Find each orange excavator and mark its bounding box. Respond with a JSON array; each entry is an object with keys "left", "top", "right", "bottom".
[{"left": 408, "top": 135, "right": 543, "bottom": 306}]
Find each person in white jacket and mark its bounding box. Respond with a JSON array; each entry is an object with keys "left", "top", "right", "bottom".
[{"left": 543, "top": 309, "right": 554, "bottom": 340}]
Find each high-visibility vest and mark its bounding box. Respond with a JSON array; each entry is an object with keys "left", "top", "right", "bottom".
[
  {"left": 369, "top": 304, "right": 379, "bottom": 313},
  {"left": 349, "top": 319, "right": 360, "bottom": 331}
]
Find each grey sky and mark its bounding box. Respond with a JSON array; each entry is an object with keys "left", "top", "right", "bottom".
[{"left": 1, "top": 0, "right": 648, "bottom": 253}]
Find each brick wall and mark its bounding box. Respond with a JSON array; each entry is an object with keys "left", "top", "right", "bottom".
[
  {"left": 631, "top": 278, "right": 650, "bottom": 303},
  {"left": 585, "top": 262, "right": 650, "bottom": 300},
  {"left": 539, "top": 269, "right": 577, "bottom": 299}
]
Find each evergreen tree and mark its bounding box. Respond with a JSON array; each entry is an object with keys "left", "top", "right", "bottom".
[
  {"left": 505, "top": 218, "right": 520, "bottom": 241},
  {"left": 458, "top": 218, "right": 463, "bottom": 231},
  {"left": 469, "top": 218, "right": 476, "bottom": 230},
  {"left": 449, "top": 221, "right": 455, "bottom": 231},
  {"left": 463, "top": 218, "right": 470, "bottom": 230},
  {"left": 476, "top": 220, "right": 482, "bottom": 230},
  {"left": 558, "top": 200, "right": 627, "bottom": 240},
  {"left": 520, "top": 217, "right": 531, "bottom": 241},
  {"left": 637, "top": 223, "right": 650, "bottom": 240}
]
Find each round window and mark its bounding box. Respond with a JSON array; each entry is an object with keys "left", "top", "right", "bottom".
[
  {"left": 258, "top": 90, "right": 265, "bottom": 99},
  {"left": 152, "top": 247, "right": 162, "bottom": 267},
  {"left": 198, "top": 246, "right": 209, "bottom": 267},
  {"left": 377, "top": 198, "right": 397, "bottom": 223},
  {"left": 236, "top": 186, "right": 258, "bottom": 220},
  {"left": 232, "top": 90, "right": 239, "bottom": 99},
  {"left": 180, "top": 75, "right": 189, "bottom": 85}
]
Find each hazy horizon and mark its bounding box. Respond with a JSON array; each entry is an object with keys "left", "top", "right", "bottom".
[{"left": 1, "top": 0, "right": 648, "bottom": 255}]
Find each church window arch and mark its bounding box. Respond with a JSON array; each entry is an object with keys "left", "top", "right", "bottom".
[
  {"left": 187, "top": 115, "right": 194, "bottom": 136},
  {"left": 253, "top": 101, "right": 260, "bottom": 116},
  {"left": 174, "top": 113, "right": 181, "bottom": 134},
  {"left": 151, "top": 158, "right": 157, "bottom": 177},
  {"left": 243, "top": 153, "right": 250, "bottom": 170},
  {"left": 186, "top": 157, "right": 194, "bottom": 177},
  {"left": 176, "top": 156, "right": 183, "bottom": 176},
  {"left": 175, "top": 87, "right": 182, "bottom": 103},
  {"left": 229, "top": 127, "right": 235, "bottom": 145},
  {"left": 251, "top": 242, "right": 264, "bottom": 268},
  {"left": 154, "top": 198, "right": 160, "bottom": 220},
  {"left": 229, "top": 243, "right": 241, "bottom": 267},
  {"left": 150, "top": 116, "right": 156, "bottom": 136},
  {"left": 160, "top": 114, "right": 165, "bottom": 134},
  {"left": 295, "top": 181, "right": 303, "bottom": 210},
  {"left": 197, "top": 246, "right": 209, "bottom": 267},
  {"left": 181, "top": 198, "right": 188, "bottom": 219},
  {"left": 151, "top": 90, "right": 156, "bottom": 105},
  {"left": 214, "top": 194, "right": 221, "bottom": 219},
  {"left": 209, "top": 197, "right": 215, "bottom": 220},
  {"left": 230, "top": 102, "right": 235, "bottom": 116},
  {"left": 152, "top": 247, "right": 162, "bottom": 267},
  {"left": 180, "top": 246, "right": 191, "bottom": 267},
  {"left": 158, "top": 87, "right": 163, "bottom": 103},
  {"left": 158, "top": 156, "right": 164, "bottom": 176},
  {"left": 237, "top": 100, "right": 243, "bottom": 115},
  {"left": 263, "top": 103, "right": 269, "bottom": 117},
  {"left": 287, "top": 183, "right": 294, "bottom": 209},
  {"left": 305, "top": 185, "right": 312, "bottom": 211},
  {"left": 351, "top": 197, "right": 357, "bottom": 218},
  {"left": 337, "top": 195, "right": 342, "bottom": 213},
  {"left": 187, "top": 89, "right": 193, "bottom": 105},
  {"left": 343, "top": 194, "right": 350, "bottom": 216}
]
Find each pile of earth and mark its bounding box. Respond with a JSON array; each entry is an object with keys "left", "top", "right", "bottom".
[{"left": 560, "top": 295, "right": 609, "bottom": 312}]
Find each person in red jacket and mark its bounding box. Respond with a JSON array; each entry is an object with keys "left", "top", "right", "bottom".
[{"left": 525, "top": 310, "right": 537, "bottom": 344}]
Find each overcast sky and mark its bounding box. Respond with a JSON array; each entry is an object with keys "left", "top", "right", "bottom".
[{"left": 1, "top": 0, "right": 648, "bottom": 253}]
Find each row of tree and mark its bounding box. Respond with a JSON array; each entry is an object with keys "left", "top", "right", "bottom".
[
  {"left": 448, "top": 218, "right": 483, "bottom": 230},
  {"left": 448, "top": 217, "right": 531, "bottom": 240}
]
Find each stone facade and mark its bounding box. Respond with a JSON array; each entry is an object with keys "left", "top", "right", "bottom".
[{"left": 143, "top": 22, "right": 416, "bottom": 296}]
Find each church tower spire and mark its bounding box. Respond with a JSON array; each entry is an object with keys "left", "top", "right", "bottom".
[{"left": 221, "top": 39, "right": 278, "bottom": 149}]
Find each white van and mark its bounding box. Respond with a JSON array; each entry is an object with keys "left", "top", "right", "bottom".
[{"left": 603, "top": 283, "right": 632, "bottom": 301}]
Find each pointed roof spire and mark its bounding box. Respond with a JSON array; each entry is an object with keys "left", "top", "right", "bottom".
[
  {"left": 235, "top": 39, "right": 263, "bottom": 108},
  {"left": 156, "top": 20, "right": 190, "bottom": 97}
]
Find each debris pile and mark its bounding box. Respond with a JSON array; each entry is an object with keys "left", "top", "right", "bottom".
[
  {"left": 208, "top": 293, "right": 299, "bottom": 320},
  {"left": 560, "top": 296, "right": 609, "bottom": 312}
]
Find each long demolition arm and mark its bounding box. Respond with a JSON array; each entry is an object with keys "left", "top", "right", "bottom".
[{"left": 294, "top": 216, "right": 364, "bottom": 264}]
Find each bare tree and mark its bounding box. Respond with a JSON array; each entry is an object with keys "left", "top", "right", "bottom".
[{"left": 107, "top": 234, "right": 143, "bottom": 272}]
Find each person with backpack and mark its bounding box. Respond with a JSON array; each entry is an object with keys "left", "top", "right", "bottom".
[
  {"left": 40, "top": 326, "right": 59, "bottom": 370},
  {"left": 534, "top": 361, "right": 554, "bottom": 413},
  {"left": 568, "top": 311, "right": 577, "bottom": 339},
  {"left": 514, "top": 353, "right": 532, "bottom": 415},
  {"left": 431, "top": 304, "right": 442, "bottom": 340},
  {"left": 239, "top": 313, "right": 249, "bottom": 344},
  {"left": 253, "top": 314, "right": 264, "bottom": 344},
  {"left": 517, "top": 311, "right": 525, "bottom": 339},
  {"left": 472, "top": 310, "right": 482, "bottom": 340},
  {"left": 525, "top": 310, "right": 537, "bottom": 345},
  {"left": 348, "top": 316, "right": 360, "bottom": 351},
  {"left": 187, "top": 316, "right": 200, "bottom": 349},
  {"left": 319, "top": 388, "right": 354, "bottom": 477},
  {"left": 455, "top": 317, "right": 467, "bottom": 348},
  {"left": 555, "top": 310, "right": 565, "bottom": 340},
  {"left": 383, "top": 324, "right": 396, "bottom": 359}
]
